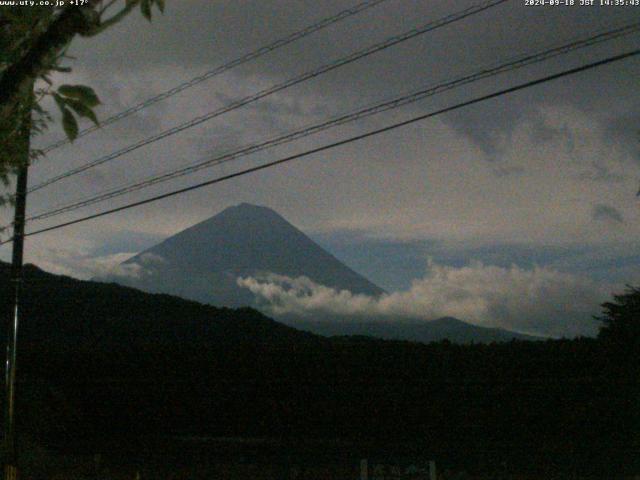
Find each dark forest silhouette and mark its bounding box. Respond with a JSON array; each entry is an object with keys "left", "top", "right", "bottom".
[{"left": 0, "top": 262, "right": 637, "bottom": 477}]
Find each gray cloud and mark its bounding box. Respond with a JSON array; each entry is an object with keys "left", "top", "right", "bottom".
[
  {"left": 529, "top": 111, "right": 574, "bottom": 147},
  {"left": 592, "top": 203, "right": 624, "bottom": 224},
  {"left": 577, "top": 161, "right": 625, "bottom": 183},
  {"left": 605, "top": 111, "right": 640, "bottom": 164},
  {"left": 65, "top": 0, "right": 640, "bottom": 139}
]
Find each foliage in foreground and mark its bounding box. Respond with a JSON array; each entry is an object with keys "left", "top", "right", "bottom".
[
  {"left": 0, "top": 263, "right": 636, "bottom": 477},
  {"left": 0, "top": 0, "right": 164, "bottom": 203}
]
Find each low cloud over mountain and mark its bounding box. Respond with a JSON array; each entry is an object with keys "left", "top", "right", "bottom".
[
  {"left": 95, "top": 203, "right": 608, "bottom": 338},
  {"left": 238, "top": 260, "right": 607, "bottom": 337},
  {"left": 97, "top": 203, "right": 384, "bottom": 308}
]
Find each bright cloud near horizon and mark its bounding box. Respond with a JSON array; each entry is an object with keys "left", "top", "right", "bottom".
[
  {"left": 237, "top": 260, "right": 607, "bottom": 338},
  {"left": 1, "top": 0, "right": 639, "bottom": 337}
]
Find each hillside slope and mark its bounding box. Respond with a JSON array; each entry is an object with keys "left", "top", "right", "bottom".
[
  {"left": 0, "top": 262, "right": 631, "bottom": 477},
  {"left": 0, "top": 261, "right": 320, "bottom": 350}
]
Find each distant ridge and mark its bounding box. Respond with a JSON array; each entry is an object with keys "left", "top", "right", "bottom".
[{"left": 282, "top": 316, "right": 541, "bottom": 344}]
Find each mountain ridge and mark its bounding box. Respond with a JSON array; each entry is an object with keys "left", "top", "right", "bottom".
[
  {"left": 281, "top": 316, "right": 540, "bottom": 343},
  {"left": 1, "top": 261, "right": 322, "bottom": 350},
  {"left": 3, "top": 261, "right": 537, "bottom": 347},
  {"left": 101, "top": 203, "right": 385, "bottom": 308},
  {"left": 99, "top": 203, "right": 541, "bottom": 343}
]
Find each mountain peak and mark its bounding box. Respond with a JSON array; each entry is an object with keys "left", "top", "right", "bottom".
[
  {"left": 227, "top": 202, "right": 276, "bottom": 214},
  {"left": 103, "top": 204, "right": 385, "bottom": 308},
  {"left": 215, "top": 202, "right": 286, "bottom": 223},
  {"left": 235, "top": 202, "right": 271, "bottom": 211}
]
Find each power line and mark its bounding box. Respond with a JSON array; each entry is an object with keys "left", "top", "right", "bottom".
[
  {"left": 23, "top": 21, "right": 640, "bottom": 223},
  {"left": 39, "top": 0, "right": 392, "bottom": 154},
  {"left": 4, "top": 48, "right": 637, "bottom": 245},
  {"left": 28, "top": 0, "right": 509, "bottom": 194}
]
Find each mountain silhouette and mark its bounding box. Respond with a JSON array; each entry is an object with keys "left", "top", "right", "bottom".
[
  {"left": 100, "top": 203, "right": 538, "bottom": 343},
  {"left": 99, "top": 203, "right": 384, "bottom": 307}
]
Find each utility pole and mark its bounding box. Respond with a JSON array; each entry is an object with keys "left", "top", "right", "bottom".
[{"left": 3, "top": 95, "right": 31, "bottom": 480}]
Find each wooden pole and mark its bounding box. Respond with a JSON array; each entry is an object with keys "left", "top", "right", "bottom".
[
  {"left": 360, "top": 458, "right": 368, "bottom": 480},
  {"left": 3, "top": 93, "right": 31, "bottom": 480},
  {"left": 429, "top": 460, "right": 436, "bottom": 480}
]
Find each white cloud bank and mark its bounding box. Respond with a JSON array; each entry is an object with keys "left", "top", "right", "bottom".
[
  {"left": 238, "top": 261, "right": 611, "bottom": 338},
  {"left": 26, "top": 248, "right": 138, "bottom": 280},
  {"left": 22, "top": 240, "right": 165, "bottom": 281}
]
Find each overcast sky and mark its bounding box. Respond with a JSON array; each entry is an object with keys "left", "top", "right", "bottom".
[{"left": 2, "top": 0, "right": 640, "bottom": 336}]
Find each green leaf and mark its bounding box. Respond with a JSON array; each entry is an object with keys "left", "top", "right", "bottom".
[
  {"left": 58, "top": 84, "right": 100, "bottom": 107},
  {"left": 141, "top": 0, "right": 152, "bottom": 20},
  {"left": 61, "top": 108, "right": 78, "bottom": 141},
  {"left": 52, "top": 92, "right": 66, "bottom": 111},
  {"left": 65, "top": 98, "right": 99, "bottom": 126},
  {"left": 155, "top": 0, "right": 165, "bottom": 13}
]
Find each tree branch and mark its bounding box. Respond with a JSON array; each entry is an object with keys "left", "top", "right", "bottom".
[
  {"left": 0, "top": 2, "right": 101, "bottom": 120},
  {"left": 84, "top": 0, "right": 140, "bottom": 37}
]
